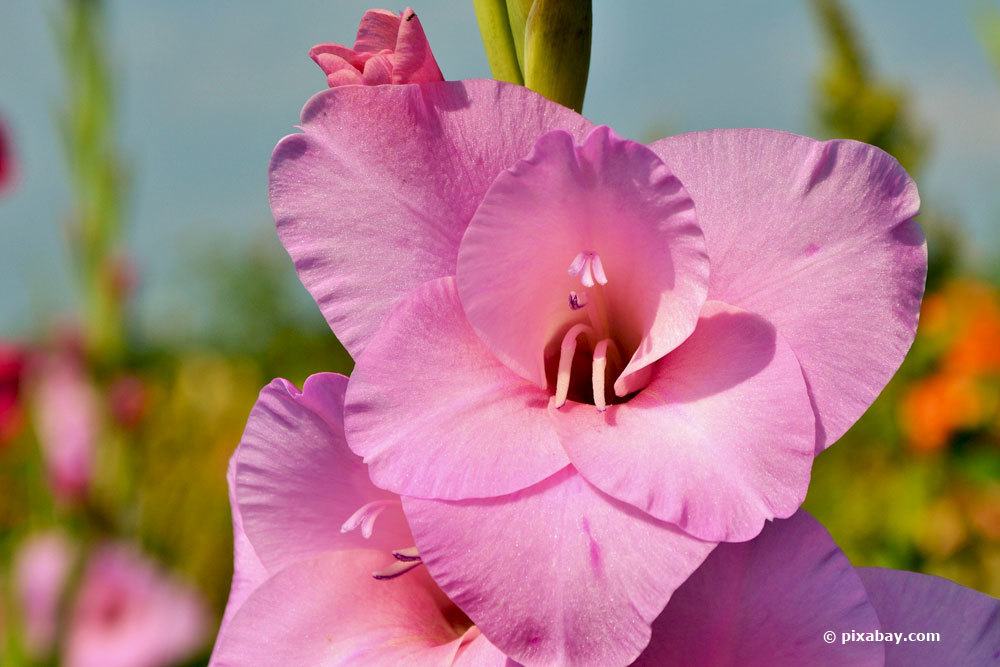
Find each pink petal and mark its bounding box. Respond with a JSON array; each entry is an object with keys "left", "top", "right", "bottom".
[
  {"left": 452, "top": 629, "right": 510, "bottom": 667},
  {"left": 391, "top": 9, "right": 444, "bottom": 83},
  {"left": 552, "top": 300, "right": 815, "bottom": 542},
  {"left": 353, "top": 9, "right": 402, "bottom": 54},
  {"left": 456, "top": 126, "right": 707, "bottom": 393},
  {"left": 235, "top": 373, "right": 411, "bottom": 572},
  {"left": 210, "top": 455, "right": 268, "bottom": 665},
  {"left": 345, "top": 277, "right": 567, "bottom": 499},
  {"left": 635, "top": 511, "right": 883, "bottom": 666},
  {"left": 402, "top": 468, "right": 715, "bottom": 666},
  {"left": 211, "top": 550, "right": 468, "bottom": 667},
  {"left": 362, "top": 52, "right": 395, "bottom": 86},
  {"left": 856, "top": 568, "right": 1000, "bottom": 666},
  {"left": 651, "top": 129, "right": 926, "bottom": 450},
  {"left": 308, "top": 43, "right": 366, "bottom": 72},
  {"left": 270, "top": 80, "right": 592, "bottom": 358}
]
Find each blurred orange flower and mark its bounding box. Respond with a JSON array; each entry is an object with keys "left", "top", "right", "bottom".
[{"left": 901, "top": 279, "right": 1000, "bottom": 452}]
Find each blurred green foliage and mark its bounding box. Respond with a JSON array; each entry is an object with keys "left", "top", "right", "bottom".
[{"left": 804, "top": 0, "right": 999, "bottom": 597}]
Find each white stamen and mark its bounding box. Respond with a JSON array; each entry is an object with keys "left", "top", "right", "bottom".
[
  {"left": 373, "top": 559, "right": 423, "bottom": 580},
  {"left": 592, "top": 338, "right": 610, "bottom": 412},
  {"left": 340, "top": 499, "right": 397, "bottom": 539},
  {"left": 567, "top": 250, "right": 608, "bottom": 288},
  {"left": 567, "top": 251, "right": 588, "bottom": 277},
  {"left": 392, "top": 546, "right": 421, "bottom": 562},
  {"left": 580, "top": 259, "right": 596, "bottom": 287},
  {"left": 554, "top": 323, "right": 594, "bottom": 408},
  {"left": 590, "top": 253, "right": 608, "bottom": 285}
]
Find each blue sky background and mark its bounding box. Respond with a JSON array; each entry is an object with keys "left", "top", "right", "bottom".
[{"left": 1, "top": 1, "right": 999, "bottom": 335}]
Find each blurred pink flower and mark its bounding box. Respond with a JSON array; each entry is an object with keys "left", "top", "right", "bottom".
[
  {"left": 108, "top": 374, "right": 148, "bottom": 429},
  {"left": 14, "top": 531, "right": 74, "bottom": 659},
  {"left": 32, "top": 350, "right": 99, "bottom": 501},
  {"left": 66, "top": 544, "right": 207, "bottom": 667},
  {"left": 0, "top": 117, "right": 14, "bottom": 193},
  {"left": 211, "top": 373, "right": 504, "bottom": 665},
  {"left": 0, "top": 341, "right": 27, "bottom": 445},
  {"left": 309, "top": 7, "right": 443, "bottom": 87},
  {"left": 270, "top": 79, "right": 926, "bottom": 663}
]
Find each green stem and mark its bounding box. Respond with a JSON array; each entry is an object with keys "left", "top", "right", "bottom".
[
  {"left": 473, "top": 0, "right": 524, "bottom": 83},
  {"left": 523, "top": 0, "right": 591, "bottom": 112}
]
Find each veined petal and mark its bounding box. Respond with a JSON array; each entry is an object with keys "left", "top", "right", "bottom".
[
  {"left": 345, "top": 277, "right": 567, "bottom": 499},
  {"left": 270, "top": 80, "right": 592, "bottom": 358},
  {"left": 354, "top": 9, "right": 402, "bottom": 54},
  {"left": 392, "top": 8, "right": 444, "bottom": 84},
  {"left": 651, "top": 129, "right": 926, "bottom": 451},
  {"left": 403, "top": 468, "right": 715, "bottom": 666},
  {"left": 553, "top": 301, "right": 815, "bottom": 542},
  {"left": 635, "top": 511, "right": 883, "bottom": 666},
  {"left": 235, "top": 373, "right": 411, "bottom": 572}
]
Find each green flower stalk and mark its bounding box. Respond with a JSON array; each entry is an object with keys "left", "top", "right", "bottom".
[
  {"left": 57, "top": 0, "right": 128, "bottom": 366},
  {"left": 474, "top": 0, "right": 591, "bottom": 112}
]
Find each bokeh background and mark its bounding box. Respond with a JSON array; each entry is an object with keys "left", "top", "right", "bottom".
[{"left": 1, "top": 0, "right": 998, "bottom": 664}]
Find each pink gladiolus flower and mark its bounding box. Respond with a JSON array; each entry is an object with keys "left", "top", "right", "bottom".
[
  {"left": 0, "top": 341, "right": 27, "bottom": 445},
  {"left": 32, "top": 349, "right": 99, "bottom": 502},
  {"left": 64, "top": 544, "right": 207, "bottom": 667},
  {"left": 211, "top": 374, "right": 505, "bottom": 665},
  {"left": 269, "top": 79, "right": 926, "bottom": 663},
  {"left": 309, "top": 8, "right": 443, "bottom": 88},
  {"left": 14, "top": 531, "right": 74, "bottom": 659}
]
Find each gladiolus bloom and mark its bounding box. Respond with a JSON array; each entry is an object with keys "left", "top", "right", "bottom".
[
  {"left": 65, "top": 544, "right": 206, "bottom": 667},
  {"left": 309, "top": 8, "right": 443, "bottom": 88},
  {"left": 211, "top": 374, "right": 505, "bottom": 665},
  {"left": 270, "top": 77, "right": 926, "bottom": 663}
]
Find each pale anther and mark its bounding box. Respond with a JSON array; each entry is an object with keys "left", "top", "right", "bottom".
[
  {"left": 340, "top": 499, "right": 397, "bottom": 539},
  {"left": 567, "top": 251, "right": 608, "bottom": 288}
]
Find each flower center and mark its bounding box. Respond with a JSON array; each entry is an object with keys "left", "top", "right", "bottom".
[
  {"left": 553, "top": 250, "right": 627, "bottom": 411},
  {"left": 341, "top": 500, "right": 425, "bottom": 580}
]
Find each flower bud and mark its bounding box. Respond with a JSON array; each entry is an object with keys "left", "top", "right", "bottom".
[{"left": 310, "top": 7, "right": 443, "bottom": 87}]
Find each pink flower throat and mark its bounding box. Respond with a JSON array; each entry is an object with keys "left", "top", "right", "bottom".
[{"left": 556, "top": 251, "right": 625, "bottom": 412}]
